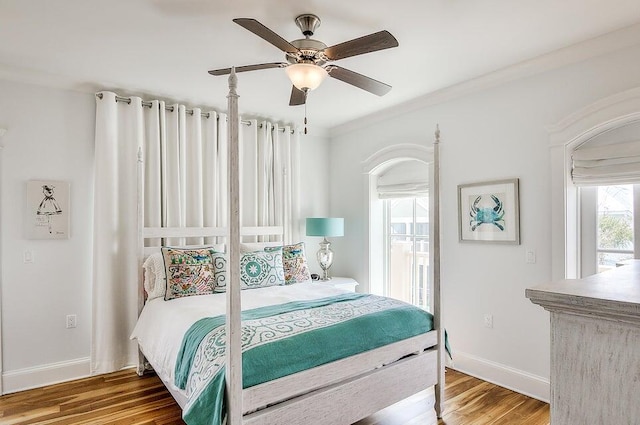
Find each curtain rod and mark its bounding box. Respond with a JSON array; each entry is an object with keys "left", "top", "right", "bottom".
[{"left": 95, "top": 93, "right": 294, "bottom": 133}]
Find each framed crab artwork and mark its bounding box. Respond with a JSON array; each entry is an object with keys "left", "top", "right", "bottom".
[{"left": 458, "top": 178, "right": 520, "bottom": 244}]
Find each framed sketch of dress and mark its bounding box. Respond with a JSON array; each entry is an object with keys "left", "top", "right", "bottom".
[{"left": 27, "top": 180, "right": 70, "bottom": 239}]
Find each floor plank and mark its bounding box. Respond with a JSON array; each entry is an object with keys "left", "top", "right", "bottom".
[{"left": 0, "top": 369, "right": 549, "bottom": 424}]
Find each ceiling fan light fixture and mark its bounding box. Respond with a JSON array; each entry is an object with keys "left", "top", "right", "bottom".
[{"left": 285, "top": 63, "right": 328, "bottom": 91}]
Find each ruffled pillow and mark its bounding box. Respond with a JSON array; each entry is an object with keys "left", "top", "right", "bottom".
[{"left": 142, "top": 252, "right": 166, "bottom": 301}]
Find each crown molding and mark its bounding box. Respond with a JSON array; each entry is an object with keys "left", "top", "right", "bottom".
[{"left": 329, "top": 22, "right": 640, "bottom": 138}]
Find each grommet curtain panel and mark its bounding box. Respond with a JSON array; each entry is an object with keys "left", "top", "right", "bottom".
[
  {"left": 92, "top": 92, "right": 142, "bottom": 374},
  {"left": 91, "top": 91, "right": 300, "bottom": 374}
]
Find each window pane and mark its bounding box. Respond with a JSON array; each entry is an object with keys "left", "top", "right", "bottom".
[
  {"left": 385, "top": 196, "right": 430, "bottom": 310},
  {"left": 414, "top": 236, "right": 429, "bottom": 311},
  {"left": 415, "top": 197, "right": 429, "bottom": 236},
  {"left": 597, "top": 185, "right": 633, "bottom": 251},
  {"left": 390, "top": 223, "right": 406, "bottom": 235},
  {"left": 389, "top": 198, "right": 414, "bottom": 236},
  {"left": 415, "top": 223, "right": 429, "bottom": 236},
  {"left": 597, "top": 252, "right": 634, "bottom": 273},
  {"left": 388, "top": 237, "right": 413, "bottom": 303}
]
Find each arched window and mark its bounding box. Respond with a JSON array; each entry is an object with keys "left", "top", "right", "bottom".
[
  {"left": 379, "top": 160, "right": 430, "bottom": 308},
  {"left": 573, "top": 122, "right": 640, "bottom": 276},
  {"left": 549, "top": 87, "right": 640, "bottom": 279},
  {"left": 362, "top": 144, "right": 432, "bottom": 309}
]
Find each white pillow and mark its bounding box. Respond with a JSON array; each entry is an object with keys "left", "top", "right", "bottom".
[{"left": 142, "top": 252, "right": 166, "bottom": 301}]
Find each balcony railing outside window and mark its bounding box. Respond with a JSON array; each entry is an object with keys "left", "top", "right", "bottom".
[{"left": 384, "top": 197, "right": 430, "bottom": 311}]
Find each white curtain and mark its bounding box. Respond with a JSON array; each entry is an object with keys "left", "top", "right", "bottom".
[
  {"left": 92, "top": 91, "right": 300, "bottom": 374},
  {"left": 238, "top": 120, "right": 300, "bottom": 243},
  {"left": 91, "top": 92, "right": 142, "bottom": 374},
  {"left": 262, "top": 121, "right": 300, "bottom": 243},
  {"left": 572, "top": 140, "right": 640, "bottom": 186}
]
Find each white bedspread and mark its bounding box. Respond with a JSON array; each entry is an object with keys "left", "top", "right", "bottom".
[{"left": 130, "top": 281, "right": 348, "bottom": 401}]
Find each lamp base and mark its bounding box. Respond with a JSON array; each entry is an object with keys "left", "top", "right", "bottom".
[{"left": 317, "top": 237, "right": 334, "bottom": 281}]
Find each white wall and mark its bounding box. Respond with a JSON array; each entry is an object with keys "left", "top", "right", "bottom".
[
  {"left": 298, "top": 133, "right": 332, "bottom": 276},
  {"left": 328, "top": 42, "right": 640, "bottom": 401},
  {"left": 0, "top": 80, "right": 95, "bottom": 391},
  {"left": 0, "top": 79, "right": 330, "bottom": 392}
]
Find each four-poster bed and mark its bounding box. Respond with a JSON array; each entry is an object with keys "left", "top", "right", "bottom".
[{"left": 131, "top": 70, "right": 445, "bottom": 425}]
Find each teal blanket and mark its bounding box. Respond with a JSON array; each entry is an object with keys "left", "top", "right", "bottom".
[{"left": 175, "top": 293, "right": 436, "bottom": 425}]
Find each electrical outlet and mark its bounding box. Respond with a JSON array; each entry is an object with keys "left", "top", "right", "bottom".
[
  {"left": 66, "top": 314, "right": 77, "bottom": 329},
  {"left": 483, "top": 314, "right": 493, "bottom": 329}
]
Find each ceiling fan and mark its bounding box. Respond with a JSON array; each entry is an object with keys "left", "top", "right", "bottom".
[{"left": 208, "top": 14, "right": 399, "bottom": 106}]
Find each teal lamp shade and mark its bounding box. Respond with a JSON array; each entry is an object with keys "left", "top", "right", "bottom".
[{"left": 306, "top": 218, "right": 344, "bottom": 237}]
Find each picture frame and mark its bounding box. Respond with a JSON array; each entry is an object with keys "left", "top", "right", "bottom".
[
  {"left": 27, "top": 180, "right": 70, "bottom": 239},
  {"left": 458, "top": 178, "right": 520, "bottom": 244}
]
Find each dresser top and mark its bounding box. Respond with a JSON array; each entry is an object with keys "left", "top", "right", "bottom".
[{"left": 526, "top": 260, "right": 640, "bottom": 320}]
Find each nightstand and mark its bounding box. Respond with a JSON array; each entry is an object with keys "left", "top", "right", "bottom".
[{"left": 321, "top": 277, "right": 359, "bottom": 292}]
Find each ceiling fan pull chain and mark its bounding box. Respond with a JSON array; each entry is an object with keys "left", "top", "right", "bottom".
[{"left": 304, "top": 102, "right": 308, "bottom": 134}]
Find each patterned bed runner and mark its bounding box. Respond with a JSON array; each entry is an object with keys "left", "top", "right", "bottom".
[{"left": 175, "top": 293, "right": 435, "bottom": 425}]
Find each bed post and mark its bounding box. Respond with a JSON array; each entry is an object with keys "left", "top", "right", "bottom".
[
  {"left": 433, "top": 125, "right": 445, "bottom": 418},
  {"left": 226, "top": 67, "right": 243, "bottom": 425},
  {"left": 136, "top": 146, "right": 146, "bottom": 376}
]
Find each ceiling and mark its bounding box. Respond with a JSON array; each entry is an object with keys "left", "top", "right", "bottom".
[{"left": 1, "top": 0, "right": 640, "bottom": 131}]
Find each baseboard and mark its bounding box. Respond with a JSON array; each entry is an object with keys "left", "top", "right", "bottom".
[
  {"left": 2, "top": 357, "right": 90, "bottom": 394},
  {"left": 449, "top": 351, "right": 550, "bottom": 403}
]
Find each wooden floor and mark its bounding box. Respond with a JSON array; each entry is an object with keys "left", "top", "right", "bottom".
[{"left": 0, "top": 369, "right": 549, "bottom": 425}]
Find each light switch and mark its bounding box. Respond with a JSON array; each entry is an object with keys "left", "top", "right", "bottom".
[
  {"left": 526, "top": 249, "right": 536, "bottom": 264},
  {"left": 23, "top": 250, "right": 34, "bottom": 264}
]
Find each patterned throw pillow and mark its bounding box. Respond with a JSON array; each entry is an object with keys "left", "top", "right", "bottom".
[
  {"left": 212, "top": 249, "right": 285, "bottom": 291},
  {"left": 278, "top": 242, "right": 311, "bottom": 284},
  {"left": 240, "top": 248, "right": 285, "bottom": 289},
  {"left": 212, "top": 252, "right": 227, "bottom": 293},
  {"left": 162, "top": 247, "right": 217, "bottom": 300}
]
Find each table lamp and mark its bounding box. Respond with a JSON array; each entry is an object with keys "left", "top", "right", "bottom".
[{"left": 305, "top": 217, "right": 344, "bottom": 281}]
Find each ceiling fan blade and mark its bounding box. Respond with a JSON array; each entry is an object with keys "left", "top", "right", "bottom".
[
  {"left": 233, "top": 18, "right": 300, "bottom": 54},
  {"left": 289, "top": 86, "right": 306, "bottom": 106},
  {"left": 208, "top": 62, "right": 288, "bottom": 76},
  {"left": 327, "top": 66, "right": 392, "bottom": 96},
  {"left": 323, "top": 30, "right": 398, "bottom": 61}
]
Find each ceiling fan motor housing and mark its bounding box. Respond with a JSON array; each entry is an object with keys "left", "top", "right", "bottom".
[
  {"left": 288, "top": 38, "right": 328, "bottom": 65},
  {"left": 295, "top": 14, "right": 321, "bottom": 37}
]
